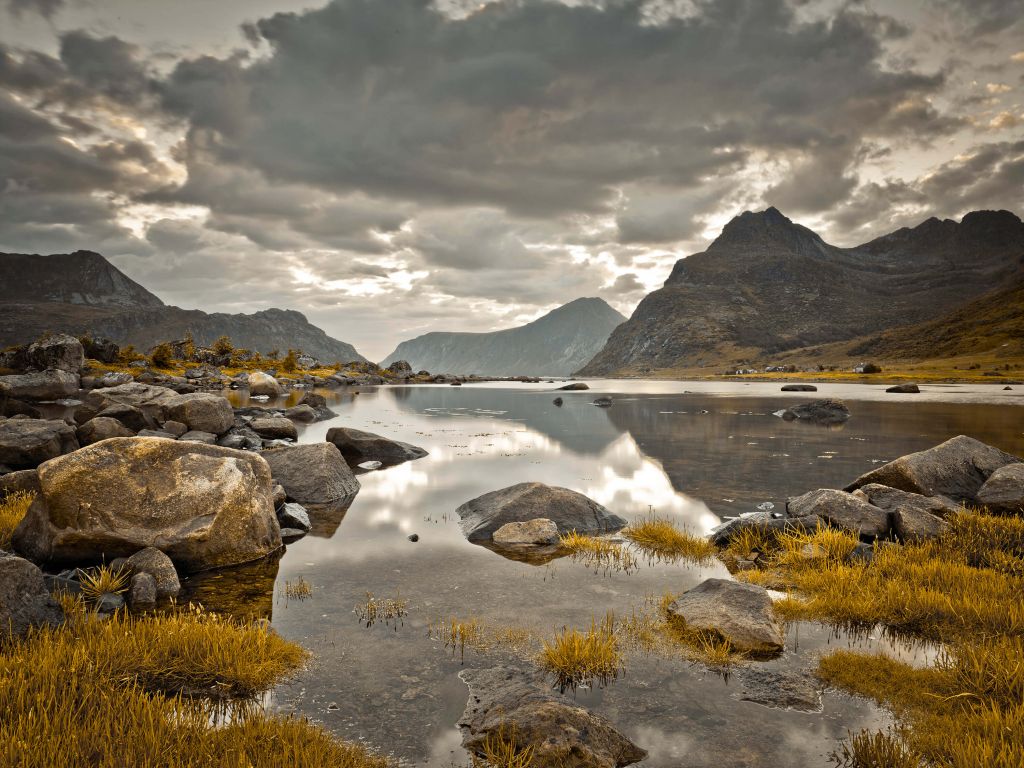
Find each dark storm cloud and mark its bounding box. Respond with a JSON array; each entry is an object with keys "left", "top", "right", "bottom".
[{"left": 157, "top": 0, "right": 954, "bottom": 219}]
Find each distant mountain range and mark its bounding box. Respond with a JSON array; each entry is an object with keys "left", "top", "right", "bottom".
[
  {"left": 580, "top": 208, "right": 1024, "bottom": 375},
  {"left": 0, "top": 250, "right": 367, "bottom": 362},
  {"left": 381, "top": 297, "right": 625, "bottom": 376}
]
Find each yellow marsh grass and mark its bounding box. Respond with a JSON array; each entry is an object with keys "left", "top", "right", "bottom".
[
  {"left": 0, "top": 600, "right": 390, "bottom": 768},
  {"left": 284, "top": 577, "right": 313, "bottom": 601},
  {"left": 558, "top": 531, "right": 638, "bottom": 574},
  {"left": 539, "top": 614, "right": 622, "bottom": 690},
  {"left": 428, "top": 616, "right": 536, "bottom": 662},
  {"left": 724, "top": 525, "right": 776, "bottom": 560},
  {"left": 615, "top": 599, "right": 742, "bottom": 668},
  {"left": 79, "top": 563, "right": 131, "bottom": 602},
  {"left": 623, "top": 517, "right": 717, "bottom": 564},
  {"left": 355, "top": 591, "right": 408, "bottom": 628},
  {"left": 472, "top": 729, "right": 536, "bottom": 768},
  {"left": 0, "top": 489, "right": 32, "bottom": 549}
]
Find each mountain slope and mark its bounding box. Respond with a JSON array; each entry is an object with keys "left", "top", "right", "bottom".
[
  {"left": 0, "top": 250, "right": 367, "bottom": 362},
  {"left": 580, "top": 208, "right": 1024, "bottom": 375},
  {"left": 381, "top": 298, "right": 625, "bottom": 376}
]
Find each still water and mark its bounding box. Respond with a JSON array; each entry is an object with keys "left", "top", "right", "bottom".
[{"left": 205, "top": 381, "right": 1023, "bottom": 767}]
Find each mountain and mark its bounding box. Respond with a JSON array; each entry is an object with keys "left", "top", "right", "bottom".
[
  {"left": 0, "top": 250, "right": 368, "bottom": 362},
  {"left": 580, "top": 208, "right": 1024, "bottom": 375},
  {"left": 380, "top": 297, "right": 625, "bottom": 376}
]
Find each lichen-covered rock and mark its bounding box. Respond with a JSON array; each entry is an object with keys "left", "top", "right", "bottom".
[
  {"left": 261, "top": 443, "right": 359, "bottom": 504},
  {"left": 492, "top": 518, "right": 560, "bottom": 545},
  {"left": 249, "top": 416, "right": 297, "bottom": 441},
  {"left": 84, "top": 382, "right": 180, "bottom": 423},
  {"left": 0, "top": 419, "right": 79, "bottom": 470},
  {"left": 0, "top": 551, "right": 63, "bottom": 641},
  {"left": 166, "top": 393, "right": 234, "bottom": 435},
  {"left": 12, "top": 437, "right": 281, "bottom": 573},
  {"left": 667, "top": 578, "right": 784, "bottom": 657},
  {"left": 28, "top": 334, "right": 84, "bottom": 373},
  {"left": 326, "top": 426, "right": 426, "bottom": 467},
  {"left": 457, "top": 482, "right": 626, "bottom": 542},
  {"left": 0, "top": 370, "right": 80, "bottom": 401},
  {"left": 787, "top": 488, "right": 889, "bottom": 540},
  {"left": 247, "top": 372, "right": 283, "bottom": 397},
  {"left": 854, "top": 483, "right": 956, "bottom": 542}
]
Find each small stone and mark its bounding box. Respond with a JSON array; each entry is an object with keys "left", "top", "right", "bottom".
[
  {"left": 408, "top": 533, "right": 420, "bottom": 542},
  {"left": 552, "top": 397, "right": 563, "bottom": 406},
  {"left": 278, "top": 502, "right": 311, "bottom": 531},
  {"left": 128, "top": 572, "right": 157, "bottom": 610},
  {"left": 96, "top": 592, "right": 125, "bottom": 615}
]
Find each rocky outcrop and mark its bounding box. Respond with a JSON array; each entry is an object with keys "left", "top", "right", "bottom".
[
  {"left": 457, "top": 482, "right": 627, "bottom": 542},
  {"left": 0, "top": 370, "right": 79, "bottom": 401},
  {"left": 666, "top": 578, "right": 784, "bottom": 657},
  {"left": 976, "top": 463, "right": 1024, "bottom": 514},
  {"left": 776, "top": 399, "right": 849, "bottom": 425},
  {"left": 27, "top": 334, "right": 84, "bottom": 373},
  {"left": 459, "top": 668, "right": 646, "bottom": 768},
  {"left": 844, "top": 435, "right": 1021, "bottom": 504},
  {"left": 12, "top": 437, "right": 281, "bottom": 572},
  {"left": 492, "top": 518, "right": 560, "bottom": 545},
  {"left": 0, "top": 551, "right": 64, "bottom": 641},
  {"left": 326, "top": 427, "right": 427, "bottom": 468},
  {"left": 166, "top": 393, "right": 234, "bottom": 435},
  {"left": 0, "top": 419, "right": 79, "bottom": 470},
  {"left": 261, "top": 443, "right": 359, "bottom": 504},
  {"left": 787, "top": 488, "right": 890, "bottom": 541}
]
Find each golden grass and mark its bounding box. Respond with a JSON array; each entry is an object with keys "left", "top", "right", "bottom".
[
  {"left": 614, "top": 597, "right": 743, "bottom": 668},
  {"left": 0, "top": 600, "right": 390, "bottom": 767},
  {"left": 623, "top": 516, "right": 717, "bottom": 564},
  {"left": 539, "top": 614, "right": 622, "bottom": 690},
  {"left": 355, "top": 591, "right": 408, "bottom": 628},
  {"left": 79, "top": 563, "right": 131, "bottom": 603},
  {"left": 558, "top": 531, "right": 638, "bottom": 574},
  {"left": 724, "top": 524, "right": 776, "bottom": 561},
  {"left": 284, "top": 578, "right": 313, "bottom": 601},
  {"left": 428, "top": 616, "right": 536, "bottom": 663},
  {"left": 0, "top": 490, "right": 32, "bottom": 549},
  {"left": 471, "top": 729, "right": 536, "bottom": 768}
]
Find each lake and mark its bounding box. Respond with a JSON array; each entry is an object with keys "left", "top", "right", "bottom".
[{"left": 199, "top": 380, "right": 1023, "bottom": 767}]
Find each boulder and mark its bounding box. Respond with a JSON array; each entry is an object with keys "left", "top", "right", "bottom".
[
  {"left": 298, "top": 392, "right": 326, "bottom": 409},
  {"left": 976, "top": 463, "right": 1024, "bottom": 514},
  {"left": 388, "top": 360, "right": 413, "bottom": 377},
  {"left": 459, "top": 668, "right": 646, "bottom": 768},
  {"left": 278, "top": 502, "right": 311, "bottom": 532},
  {"left": 776, "top": 399, "right": 849, "bottom": 425},
  {"left": 27, "top": 334, "right": 84, "bottom": 373},
  {"left": 593, "top": 397, "right": 613, "bottom": 407},
  {"left": 284, "top": 404, "right": 317, "bottom": 423},
  {"left": 97, "top": 403, "right": 151, "bottom": 432},
  {"left": 0, "top": 468, "right": 41, "bottom": 498},
  {"left": 125, "top": 546, "right": 180, "bottom": 598},
  {"left": 786, "top": 488, "right": 889, "bottom": 541},
  {"left": 217, "top": 426, "right": 262, "bottom": 451},
  {"left": 128, "top": 572, "right": 157, "bottom": 610},
  {"left": 1, "top": 398, "right": 42, "bottom": 419},
  {"left": 81, "top": 336, "right": 119, "bottom": 364},
  {"left": 0, "top": 420, "right": 79, "bottom": 470},
  {"left": 325, "top": 426, "right": 427, "bottom": 467},
  {"left": 249, "top": 416, "right": 298, "bottom": 441},
  {"left": 493, "top": 518, "right": 560, "bottom": 545},
  {"left": 666, "top": 578, "right": 784, "bottom": 657},
  {"left": 0, "top": 370, "right": 80, "bottom": 401},
  {"left": 179, "top": 430, "right": 217, "bottom": 444},
  {"left": 844, "top": 435, "right": 1022, "bottom": 504},
  {"left": 12, "top": 437, "right": 281, "bottom": 573},
  {"left": 887, "top": 383, "right": 920, "bottom": 393},
  {"left": 781, "top": 384, "right": 817, "bottom": 392},
  {"left": 84, "top": 383, "right": 180, "bottom": 423},
  {"left": 166, "top": 393, "right": 234, "bottom": 435},
  {"left": 77, "top": 417, "right": 134, "bottom": 446},
  {"left": 248, "top": 372, "right": 283, "bottom": 397},
  {"left": 557, "top": 382, "right": 589, "bottom": 391},
  {"left": 457, "top": 482, "right": 627, "bottom": 542},
  {"left": 0, "top": 551, "right": 64, "bottom": 641},
  {"left": 709, "top": 511, "right": 813, "bottom": 548},
  {"left": 162, "top": 420, "right": 188, "bottom": 437},
  {"left": 261, "top": 443, "right": 359, "bottom": 504},
  {"left": 854, "top": 483, "right": 957, "bottom": 542}
]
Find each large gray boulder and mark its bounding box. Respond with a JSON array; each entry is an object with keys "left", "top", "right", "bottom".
[
  {"left": 776, "top": 399, "right": 849, "bottom": 425},
  {"left": 976, "top": 463, "right": 1024, "bottom": 514},
  {"left": 853, "top": 483, "right": 957, "bottom": 542},
  {"left": 28, "top": 334, "right": 84, "bottom": 373},
  {"left": 0, "top": 370, "right": 80, "bottom": 401},
  {"left": 84, "top": 382, "right": 180, "bottom": 423},
  {"left": 249, "top": 416, "right": 298, "bottom": 441},
  {"left": 261, "top": 443, "right": 359, "bottom": 504},
  {"left": 0, "top": 551, "right": 64, "bottom": 641},
  {"left": 787, "top": 488, "right": 890, "bottom": 541},
  {"left": 459, "top": 668, "right": 646, "bottom": 768},
  {"left": 456, "top": 482, "right": 626, "bottom": 542},
  {"left": 326, "top": 426, "right": 427, "bottom": 468},
  {"left": 166, "top": 393, "right": 234, "bottom": 436},
  {"left": 247, "top": 372, "right": 283, "bottom": 397},
  {"left": 76, "top": 416, "right": 134, "bottom": 446},
  {"left": 666, "top": 578, "right": 784, "bottom": 657},
  {"left": 0, "top": 420, "right": 79, "bottom": 470},
  {"left": 12, "top": 437, "right": 281, "bottom": 573},
  {"left": 844, "top": 435, "right": 1022, "bottom": 504}
]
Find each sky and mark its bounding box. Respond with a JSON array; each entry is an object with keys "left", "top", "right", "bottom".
[{"left": 1, "top": 0, "right": 1022, "bottom": 361}]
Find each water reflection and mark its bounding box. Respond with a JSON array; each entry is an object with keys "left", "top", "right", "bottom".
[{"left": 182, "top": 550, "right": 282, "bottom": 621}]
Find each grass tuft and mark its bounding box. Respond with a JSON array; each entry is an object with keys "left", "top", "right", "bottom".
[
  {"left": 79, "top": 563, "right": 131, "bottom": 603},
  {"left": 471, "top": 728, "right": 536, "bottom": 768},
  {"left": 623, "top": 517, "right": 718, "bottom": 564},
  {"left": 0, "top": 490, "right": 32, "bottom": 549},
  {"left": 284, "top": 578, "right": 313, "bottom": 601},
  {"left": 558, "top": 531, "right": 638, "bottom": 574},
  {"left": 355, "top": 592, "right": 408, "bottom": 628},
  {"left": 539, "top": 614, "right": 622, "bottom": 690}
]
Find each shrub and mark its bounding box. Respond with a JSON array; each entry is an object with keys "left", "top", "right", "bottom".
[
  {"left": 282, "top": 349, "right": 299, "bottom": 373},
  {"left": 860, "top": 362, "right": 882, "bottom": 374},
  {"left": 182, "top": 331, "right": 196, "bottom": 361},
  {"left": 149, "top": 342, "right": 175, "bottom": 369},
  {"left": 212, "top": 335, "right": 233, "bottom": 356}
]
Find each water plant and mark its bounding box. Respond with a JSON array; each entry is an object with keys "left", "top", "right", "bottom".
[
  {"left": 355, "top": 591, "right": 408, "bottom": 628},
  {"left": 623, "top": 516, "right": 718, "bottom": 564},
  {"left": 285, "top": 578, "right": 314, "bottom": 601},
  {"left": 539, "top": 613, "right": 622, "bottom": 690},
  {"left": 430, "top": 617, "right": 485, "bottom": 661},
  {"left": 558, "top": 531, "right": 638, "bottom": 574},
  {"left": 0, "top": 490, "right": 32, "bottom": 549}
]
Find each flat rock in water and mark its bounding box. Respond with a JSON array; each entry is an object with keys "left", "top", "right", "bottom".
[
  {"left": 12, "top": 437, "right": 281, "bottom": 573},
  {"left": 667, "top": 578, "right": 784, "bottom": 657},
  {"left": 844, "top": 435, "right": 1022, "bottom": 504},
  {"left": 0, "top": 551, "right": 64, "bottom": 640},
  {"left": 887, "top": 383, "right": 920, "bottom": 393},
  {"left": 459, "top": 667, "right": 646, "bottom": 768},
  {"left": 262, "top": 442, "right": 359, "bottom": 504},
  {"left": 787, "top": 488, "right": 889, "bottom": 541},
  {"left": 557, "top": 382, "right": 589, "bottom": 391},
  {"left": 780, "top": 384, "right": 817, "bottom": 392},
  {"left": 0, "top": 419, "right": 79, "bottom": 471},
  {"left": 457, "top": 482, "right": 627, "bottom": 542},
  {"left": 854, "top": 483, "right": 956, "bottom": 542},
  {"left": 736, "top": 668, "right": 822, "bottom": 712},
  {"left": 249, "top": 416, "right": 298, "bottom": 441},
  {"left": 976, "top": 463, "right": 1024, "bottom": 514},
  {"left": 492, "top": 518, "right": 560, "bottom": 545},
  {"left": 326, "top": 426, "right": 427, "bottom": 468},
  {"left": 776, "top": 399, "right": 849, "bottom": 425}
]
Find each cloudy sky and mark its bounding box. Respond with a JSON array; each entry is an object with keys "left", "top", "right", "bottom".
[{"left": 2, "top": 0, "right": 1022, "bottom": 360}]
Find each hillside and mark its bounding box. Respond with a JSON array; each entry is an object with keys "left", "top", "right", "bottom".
[
  {"left": 0, "top": 250, "right": 367, "bottom": 362},
  {"left": 580, "top": 208, "right": 1024, "bottom": 375},
  {"left": 381, "top": 297, "right": 625, "bottom": 376}
]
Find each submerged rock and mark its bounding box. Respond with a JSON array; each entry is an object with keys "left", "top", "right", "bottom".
[
  {"left": 780, "top": 384, "right": 817, "bottom": 392},
  {"left": 326, "top": 426, "right": 427, "bottom": 468},
  {"left": 736, "top": 668, "right": 822, "bottom": 712},
  {"left": 12, "top": 437, "right": 281, "bottom": 573},
  {"left": 593, "top": 396, "right": 613, "bottom": 407},
  {"left": 492, "top": 518, "right": 560, "bottom": 545},
  {"left": 775, "top": 399, "right": 849, "bottom": 425},
  {"left": 457, "top": 482, "right": 627, "bottom": 542},
  {"left": 0, "top": 551, "right": 63, "bottom": 641},
  {"left": 261, "top": 442, "right": 359, "bottom": 504},
  {"left": 886, "top": 383, "right": 920, "bottom": 393},
  {"left": 787, "top": 488, "right": 889, "bottom": 541},
  {"left": 666, "top": 578, "right": 784, "bottom": 657},
  {"left": 844, "top": 435, "right": 1021, "bottom": 504},
  {"left": 0, "top": 419, "right": 79, "bottom": 470},
  {"left": 976, "top": 463, "right": 1024, "bottom": 514},
  {"left": 557, "top": 382, "right": 589, "bottom": 391},
  {"left": 553, "top": 397, "right": 564, "bottom": 406},
  {"left": 459, "top": 667, "right": 646, "bottom": 768}
]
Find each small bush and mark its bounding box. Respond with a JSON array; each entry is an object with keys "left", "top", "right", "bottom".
[
  {"left": 79, "top": 564, "right": 131, "bottom": 604},
  {"left": 212, "top": 335, "right": 233, "bottom": 356},
  {"left": 282, "top": 349, "right": 299, "bottom": 373},
  {"left": 149, "top": 342, "right": 175, "bottom": 369}
]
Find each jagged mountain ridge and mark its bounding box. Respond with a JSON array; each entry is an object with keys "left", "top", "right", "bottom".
[
  {"left": 580, "top": 208, "right": 1024, "bottom": 374},
  {"left": 381, "top": 297, "right": 625, "bottom": 376},
  {"left": 0, "top": 250, "right": 367, "bottom": 362}
]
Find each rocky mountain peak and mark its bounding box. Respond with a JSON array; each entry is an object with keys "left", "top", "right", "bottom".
[{"left": 709, "top": 206, "right": 825, "bottom": 254}]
